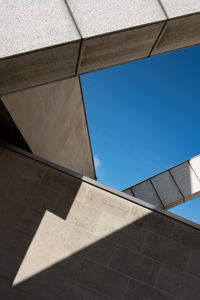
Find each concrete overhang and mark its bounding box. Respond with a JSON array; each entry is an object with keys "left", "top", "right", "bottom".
[
  {"left": 1, "top": 77, "right": 96, "bottom": 179},
  {"left": 124, "top": 155, "right": 200, "bottom": 210},
  {"left": 0, "top": 0, "right": 200, "bottom": 95}
]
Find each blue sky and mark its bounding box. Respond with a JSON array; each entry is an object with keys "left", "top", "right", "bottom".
[{"left": 81, "top": 45, "right": 200, "bottom": 224}]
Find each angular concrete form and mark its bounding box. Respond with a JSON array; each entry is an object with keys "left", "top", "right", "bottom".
[
  {"left": 0, "top": 0, "right": 81, "bottom": 95},
  {"left": 1, "top": 1, "right": 200, "bottom": 95},
  {"left": 1, "top": 2, "right": 200, "bottom": 299},
  {"left": 1, "top": 144, "right": 200, "bottom": 300},
  {"left": 125, "top": 179, "right": 164, "bottom": 209},
  {"left": 152, "top": 0, "right": 200, "bottom": 55},
  {"left": 2, "top": 77, "right": 95, "bottom": 178},
  {"left": 124, "top": 156, "right": 200, "bottom": 209},
  {"left": 67, "top": 0, "right": 166, "bottom": 73}
]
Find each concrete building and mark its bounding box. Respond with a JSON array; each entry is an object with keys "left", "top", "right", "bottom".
[{"left": 1, "top": 1, "right": 200, "bottom": 299}]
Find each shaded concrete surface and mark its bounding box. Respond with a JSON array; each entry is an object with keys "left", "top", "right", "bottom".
[
  {"left": 2, "top": 77, "right": 95, "bottom": 179},
  {"left": 67, "top": 0, "right": 166, "bottom": 74},
  {"left": 1, "top": 1, "right": 200, "bottom": 95},
  {"left": 124, "top": 156, "right": 200, "bottom": 210},
  {"left": 1, "top": 145, "right": 200, "bottom": 299},
  {"left": 0, "top": 0, "right": 81, "bottom": 96},
  {"left": 0, "top": 99, "right": 31, "bottom": 152}
]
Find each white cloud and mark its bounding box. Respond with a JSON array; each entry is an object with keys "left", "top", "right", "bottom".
[
  {"left": 94, "top": 155, "right": 102, "bottom": 170},
  {"left": 94, "top": 155, "right": 103, "bottom": 179}
]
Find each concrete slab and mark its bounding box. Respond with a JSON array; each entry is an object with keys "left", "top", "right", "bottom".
[
  {"left": 2, "top": 77, "right": 95, "bottom": 178},
  {"left": 78, "top": 23, "right": 165, "bottom": 74},
  {"left": 67, "top": 0, "right": 166, "bottom": 73},
  {"left": 0, "top": 42, "right": 81, "bottom": 96},
  {"left": 151, "top": 171, "right": 183, "bottom": 209},
  {"left": 161, "top": 0, "right": 200, "bottom": 18},
  {"left": 131, "top": 180, "right": 163, "bottom": 208},
  {"left": 0, "top": 0, "right": 80, "bottom": 58},
  {"left": 190, "top": 155, "right": 200, "bottom": 180},
  {"left": 152, "top": 12, "right": 200, "bottom": 56},
  {"left": 0, "top": 0, "right": 80, "bottom": 95},
  {"left": 67, "top": 0, "right": 166, "bottom": 38},
  {"left": 171, "top": 162, "right": 200, "bottom": 201}
]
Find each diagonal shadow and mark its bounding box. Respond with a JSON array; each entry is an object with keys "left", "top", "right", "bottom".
[
  {"left": 0, "top": 145, "right": 82, "bottom": 299},
  {"left": 1, "top": 146, "right": 200, "bottom": 300},
  {"left": 11, "top": 207, "right": 200, "bottom": 300}
]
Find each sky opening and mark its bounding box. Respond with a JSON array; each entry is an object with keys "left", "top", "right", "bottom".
[{"left": 81, "top": 44, "right": 200, "bottom": 224}]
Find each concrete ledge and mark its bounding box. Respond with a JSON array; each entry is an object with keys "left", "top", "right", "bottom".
[
  {"left": 1, "top": 142, "right": 200, "bottom": 232},
  {"left": 1, "top": 1, "right": 200, "bottom": 95}
]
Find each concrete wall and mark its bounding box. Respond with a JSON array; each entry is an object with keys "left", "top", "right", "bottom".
[
  {"left": 2, "top": 77, "right": 95, "bottom": 179},
  {"left": 1, "top": 1, "right": 200, "bottom": 95},
  {"left": 0, "top": 99, "right": 31, "bottom": 152},
  {"left": 1, "top": 144, "right": 200, "bottom": 299},
  {"left": 124, "top": 156, "right": 200, "bottom": 210}
]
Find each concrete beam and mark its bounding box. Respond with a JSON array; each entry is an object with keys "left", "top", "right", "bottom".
[
  {"left": 67, "top": 0, "right": 166, "bottom": 74},
  {"left": 152, "top": 0, "right": 200, "bottom": 56},
  {"left": 124, "top": 156, "right": 200, "bottom": 210},
  {"left": 0, "top": 0, "right": 81, "bottom": 95},
  {"left": 2, "top": 77, "right": 95, "bottom": 179},
  {"left": 1, "top": 1, "right": 200, "bottom": 95}
]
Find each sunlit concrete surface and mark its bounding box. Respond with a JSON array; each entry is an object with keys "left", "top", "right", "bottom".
[
  {"left": 1, "top": 144, "right": 200, "bottom": 299},
  {"left": 0, "top": 0, "right": 81, "bottom": 95},
  {"left": 1, "top": 1, "right": 200, "bottom": 95},
  {"left": 67, "top": 0, "right": 166, "bottom": 74},
  {"left": 124, "top": 156, "right": 200, "bottom": 209},
  {"left": 2, "top": 77, "right": 95, "bottom": 178}
]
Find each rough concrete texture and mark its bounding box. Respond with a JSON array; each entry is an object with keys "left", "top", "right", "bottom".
[
  {"left": 0, "top": 0, "right": 80, "bottom": 58},
  {"left": 2, "top": 77, "right": 95, "bottom": 179},
  {"left": 190, "top": 155, "right": 200, "bottom": 179},
  {"left": 152, "top": 13, "right": 200, "bottom": 56},
  {"left": 78, "top": 22, "right": 165, "bottom": 74},
  {"left": 67, "top": 0, "right": 166, "bottom": 37},
  {"left": 0, "top": 0, "right": 81, "bottom": 96},
  {"left": 67, "top": 0, "right": 166, "bottom": 73},
  {"left": 161, "top": 0, "right": 200, "bottom": 18},
  {"left": 150, "top": 171, "right": 183, "bottom": 209},
  {"left": 124, "top": 157, "right": 200, "bottom": 210},
  {"left": 0, "top": 41, "right": 80, "bottom": 96},
  {"left": 171, "top": 162, "right": 200, "bottom": 201},
  {"left": 131, "top": 180, "right": 163, "bottom": 208},
  {"left": 1, "top": 145, "right": 200, "bottom": 299},
  {"left": 1, "top": 1, "right": 200, "bottom": 93}
]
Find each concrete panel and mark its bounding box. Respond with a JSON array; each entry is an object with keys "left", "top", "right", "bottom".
[
  {"left": 2, "top": 77, "right": 95, "bottom": 178},
  {"left": 161, "top": 0, "right": 200, "bottom": 18},
  {"left": 132, "top": 180, "right": 163, "bottom": 208},
  {"left": 1, "top": 145, "right": 200, "bottom": 299},
  {"left": 156, "top": 264, "right": 200, "bottom": 300},
  {"left": 123, "top": 188, "right": 133, "bottom": 196},
  {"left": 151, "top": 171, "right": 183, "bottom": 208},
  {"left": 124, "top": 278, "right": 175, "bottom": 300},
  {"left": 152, "top": 13, "right": 200, "bottom": 56},
  {"left": 67, "top": 0, "right": 166, "bottom": 38},
  {"left": 171, "top": 162, "right": 200, "bottom": 201},
  {"left": 78, "top": 23, "right": 165, "bottom": 74},
  {"left": 67, "top": 0, "right": 166, "bottom": 73},
  {"left": 0, "top": 0, "right": 80, "bottom": 58},
  {"left": 143, "top": 232, "right": 190, "bottom": 271},
  {"left": 190, "top": 155, "right": 200, "bottom": 180},
  {"left": 109, "top": 247, "right": 160, "bottom": 285},
  {"left": 0, "top": 41, "right": 80, "bottom": 96},
  {"left": 124, "top": 156, "right": 200, "bottom": 210},
  {"left": 0, "top": 0, "right": 80, "bottom": 95}
]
